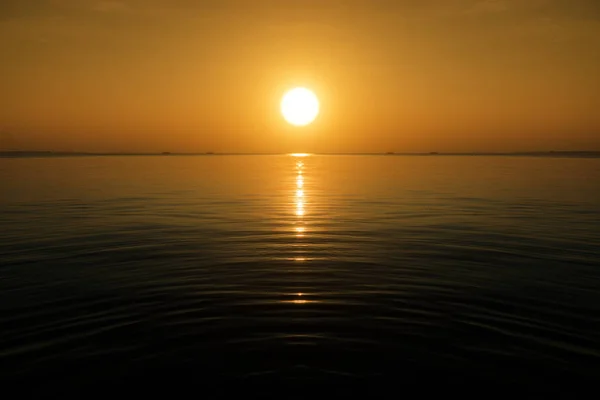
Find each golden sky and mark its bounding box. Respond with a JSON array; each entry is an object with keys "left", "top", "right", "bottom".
[{"left": 1, "top": 0, "right": 600, "bottom": 153}]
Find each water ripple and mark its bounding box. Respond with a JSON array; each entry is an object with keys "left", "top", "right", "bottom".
[{"left": 1, "top": 155, "right": 600, "bottom": 391}]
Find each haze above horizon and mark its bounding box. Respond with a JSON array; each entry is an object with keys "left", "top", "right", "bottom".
[{"left": 1, "top": 0, "right": 599, "bottom": 153}]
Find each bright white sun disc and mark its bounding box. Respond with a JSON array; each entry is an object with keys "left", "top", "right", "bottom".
[{"left": 281, "top": 87, "right": 319, "bottom": 126}]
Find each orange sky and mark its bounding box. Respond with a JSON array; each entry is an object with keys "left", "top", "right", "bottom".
[{"left": 1, "top": 0, "right": 600, "bottom": 153}]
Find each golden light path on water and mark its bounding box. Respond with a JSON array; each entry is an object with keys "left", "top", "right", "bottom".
[
  {"left": 294, "top": 155, "right": 306, "bottom": 236},
  {"left": 287, "top": 153, "right": 315, "bottom": 304}
]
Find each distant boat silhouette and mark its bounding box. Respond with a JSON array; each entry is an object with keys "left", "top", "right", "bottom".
[
  {"left": 162, "top": 152, "right": 171, "bottom": 155},
  {"left": 385, "top": 152, "right": 394, "bottom": 155},
  {"left": 206, "top": 152, "right": 215, "bottom": 155}
]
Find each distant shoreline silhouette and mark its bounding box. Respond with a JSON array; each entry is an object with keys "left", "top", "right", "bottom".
[{"left": 2, "top": 151, "right": 599, "bottom": 158}]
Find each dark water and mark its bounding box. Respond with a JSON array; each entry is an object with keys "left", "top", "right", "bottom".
[{"left": 1, "top": 155, "right": 600, "bottom": 395}]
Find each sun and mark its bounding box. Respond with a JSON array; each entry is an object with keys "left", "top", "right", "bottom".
[{"left": 281, "top": 87, "right": 319, "bottom": 126}]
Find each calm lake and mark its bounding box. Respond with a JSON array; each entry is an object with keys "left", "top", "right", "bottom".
[{"left": 1, "top": 154, "right": 600, "bottom": 395}]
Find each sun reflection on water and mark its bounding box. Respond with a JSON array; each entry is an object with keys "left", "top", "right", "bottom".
[
  {"left": 294, "top": 158, "right": 306, "bottom": 226},
  {"left": 282, "top": 292, "right": 316, "bottom": 304},
  {"left": 292, "top": 155, "right": 308, "bottom": 262}
]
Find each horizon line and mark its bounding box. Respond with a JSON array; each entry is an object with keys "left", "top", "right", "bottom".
[{"left": 2, "top": 150, "right": 600, "bottom": 157}]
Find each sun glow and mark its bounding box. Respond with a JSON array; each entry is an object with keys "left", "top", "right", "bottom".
[{"left": 281, "top": 88, "right": 319, "bottom": 126}]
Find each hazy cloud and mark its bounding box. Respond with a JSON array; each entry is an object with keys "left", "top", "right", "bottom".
[
  {"left": 466, "top": 0, "right": 509, "bottom": 14},
  {"left": 2, "top": 1, "right": 600, "bottom": 20},
  {"left": 0, "top": 0, "right": 131, "bottom": 21},
  {"left": 91, "top": 1, "right": 131, "bottom": 13}
]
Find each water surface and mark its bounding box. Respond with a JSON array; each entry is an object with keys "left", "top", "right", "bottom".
[{"left": 1, "top": 155, "right": 600, "bottom": 394}]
